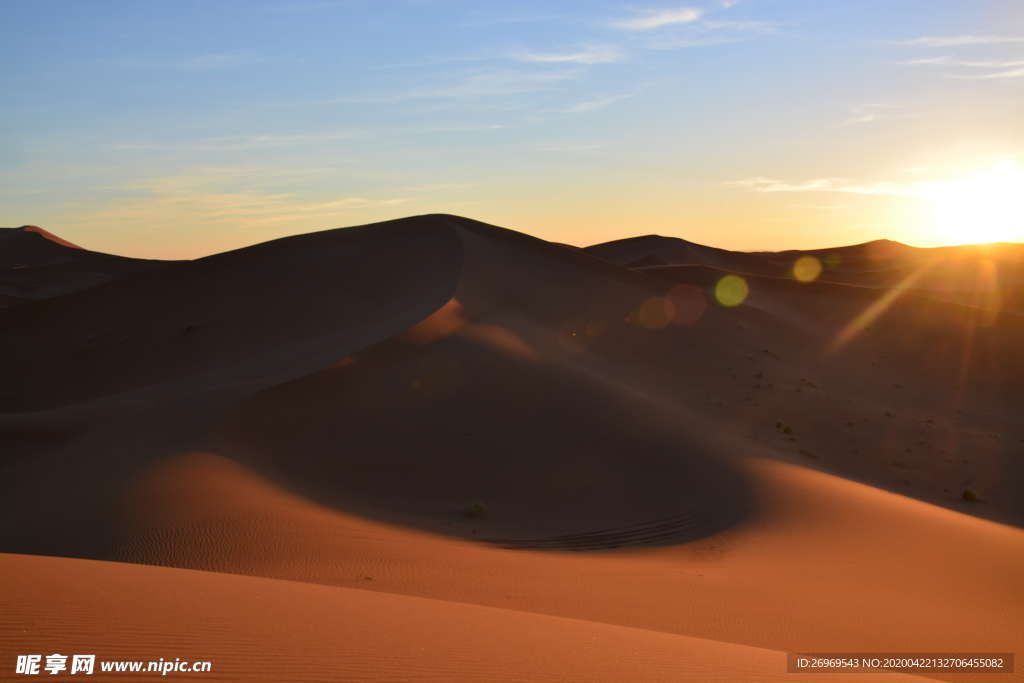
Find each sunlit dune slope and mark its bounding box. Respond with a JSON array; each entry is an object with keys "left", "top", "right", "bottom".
[
  {"left": 15, "top": 224, "right": 84, "bottom": 249},
  {"left": 1, "top": 450, "right": 1019, "bottom": 682},
  {"left": 0, "top": 553, "right": 934, "bottom": 682}
]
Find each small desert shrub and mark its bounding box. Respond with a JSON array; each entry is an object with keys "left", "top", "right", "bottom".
[
  {"left": 962, "top": 488, "right": 978, "bottom": 503},
  {"left": 463, "top": 501, "right": 487, "bottom": 519}
]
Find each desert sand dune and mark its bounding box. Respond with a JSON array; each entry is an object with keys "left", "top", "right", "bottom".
[
  {"left": 2, "top": 214, "right": 1022, "bottom": 681},
  {"left": 586, "top": 234, "right": 918, "bottom": 275},
  {"left": 623, "top": 260, "right": 1024, "bottom": 526},
  {"left": 0, "top": 225, "right": 170, "bottom": 307},
  {"left": 0, "top": 218, "right": 463, "bottom": 410},
  {"left": 11, "top": 225, "right": 84, "bottom": 249},
  {"left": 589, "top": 233, "right": 1024, "bottom": 312},
  {"left": 2, "top": 553, "right": 935, "bottom": 682},
  {"left": 3, "top": 449, "right": 1018, "bottom": 681}
]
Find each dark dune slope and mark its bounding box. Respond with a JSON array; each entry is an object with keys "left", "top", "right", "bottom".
[
  {"left": 0, "top": 225, "right": 171, "bottom": 307},
  {"left": 0, "top": 214, "right": 754, "bottom": 565},
  {"left": 587, "top": 233, "right": 1024, "bottom": 313}
]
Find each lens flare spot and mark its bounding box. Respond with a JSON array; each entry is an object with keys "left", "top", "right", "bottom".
[
  {"left": 665, "top": 283, "right": 708, "bottom": 325},
  {"left": 634, "top": 297, "right": 673, "bottom": 329},
  {"left": 714, "top": 275, "right": 749, "bottom": 307},
  {"left": 793, "top": 256, "right": 823, "bottom": 283},
  {"left": 586, "top": 319, "right": 608, "bottom": 337}
]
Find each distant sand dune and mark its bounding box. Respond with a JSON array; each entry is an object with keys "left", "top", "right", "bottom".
[
  {"left": 2, "top": 214, "right": 1022, "bottom": 681},
  {"left": 0, "top": 225, "right": 169, "bottom": 306}
]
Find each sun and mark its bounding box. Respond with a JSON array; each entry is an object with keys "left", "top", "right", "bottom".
[{"left": 922, "top": 160, "right": 1024, "bottom": 246}]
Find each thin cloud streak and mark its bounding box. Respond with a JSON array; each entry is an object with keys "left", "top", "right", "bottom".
[
  {"left": 112, "top": 132, "right": 360, "bottom": 152},
  {"left": 552, "top": 92, "right": 636, "bottom": 114},
  {"left": 841, "top": 104, "right": 915, "bottom": 126},
  {"left": 415, "top": 124, "right": 506, "bottom": 133},
  {"left": 404, "top": 183, "right": 473, "bottom": 192},
  {"left": 333, "top": 68, "right": 579, "bottom": 102},
  {"left": 247, "top": 197, "right": 410, "bottom": 224},
  {"left": 895, "top": 35, "right": 1024, "bottom": 46},
  {"left": 728, "top": 176, "right": 933, "bottom": 197},
  {"left": 612, "top": 7, "right": 703, "bottom": 31},
  {"left": 535, "top": 143, "right": 602, "bottom": 152},
  {"left": 84, "top": 169, "right": 410, "bottom": 232},
  {"left": 901, "top": 56, "right": 1024, "bottom": 68},
  {"left": 644, "top": 18, "right": 783, "bottom": 49},
  {"left": 107, "top": 166, "right": 337, "bottom": 193},
  {"left": 515, "top": 45, "right": 623, "bottom": 64},
  {"left": 954, "top": 67, "right": 1024, "bottom": 79}
]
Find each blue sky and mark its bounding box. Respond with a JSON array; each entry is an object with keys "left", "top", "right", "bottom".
[{"left": 2, "top": 1, "right": 1022, "bottom": 257}]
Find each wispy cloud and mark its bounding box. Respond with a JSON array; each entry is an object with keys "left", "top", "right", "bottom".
[
  {"left": 612, "top": 7, "right": 703, "bottom": 31},
  {"left": 112, "top": 131, "right": 360, "bottom": 152},
  {"left": 898, "top": 54, "right": 1024, "bottom": 79},
  {"left": 106, "top": 166, "right": 337, "bottom": 195},
  {"left": 535, "top": 143, "right": 602, "bottom": 153},
  {"left": 729, "top": 176, "right": 933, "bottom": 197},
  {"left": 246, "top": 197, "right": 410, "bottom": 224},
  {"left": 380, "top": 45, "right": 623, "bottom": 71},
  {"left": 334, "top": 68, "right": 579, "bottom": 102},
  {"left": 515, "top": 45, "right": 623, "bottom": 64},
  {"left": 841, "top": 103, "right": 914, "bottom": 126},
  {"left": 894, "top": 35, "right": 1024, "bottom": 47},
  {"left": 900, "top": 56, "right": 953, "bottom": 65},
  {"left": 794, "top": 203, "right": 847, "bottom": 210},
  {"left": 403, "top": 183, "right": 473, "bottom": 192},
  {"left": 843, "top": 112, "right": 881, "bottom": 126},
  {"left": 85, "top": 168, "right": 409, "bottom": 232},
  {"left": 415, "top": 123, "right": 506, "bottom": 133},
  {"left": 730, "top": 177, "right": 841, "bottom": 193},
  {"left": 552, "top": 92, "right": 636, "bottom": 114},
  {"left": 900, "top": 56, "right": 1024, "bottom": 68},
  {"left": 643, "top": 18, "right": 783, "bottom": 49},
  {"left": 954, "top": 66, "right": 1024, "bottom": 79},
  {"left": 374, "top": 53, "right": 495, "bottom": 71}
]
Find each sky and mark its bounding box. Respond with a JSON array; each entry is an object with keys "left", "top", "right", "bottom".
[{"left": 2, "top": 0, "right": 1022, "bottom": 259}]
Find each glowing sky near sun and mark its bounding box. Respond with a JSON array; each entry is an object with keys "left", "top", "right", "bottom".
[{"left": 1, "top": 0, "right": 1022, "bottom": 259}]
